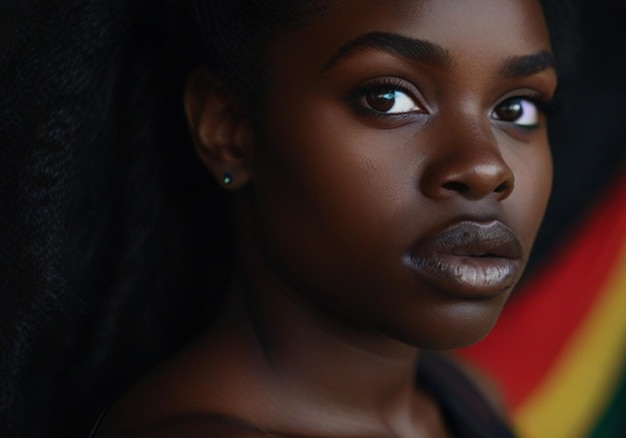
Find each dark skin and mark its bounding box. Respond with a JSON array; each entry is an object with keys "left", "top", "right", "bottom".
[{"left": 96, "top": 0, "right": 556, "bottom": 436}]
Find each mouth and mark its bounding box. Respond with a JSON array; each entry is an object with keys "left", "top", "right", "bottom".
[{"left": 403, "top": 221, "right": 525, "bottom": 299}]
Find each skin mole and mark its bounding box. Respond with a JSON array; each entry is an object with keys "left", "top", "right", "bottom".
[{"left": 95, "top": 0, "right": 557, "bottom": 436}]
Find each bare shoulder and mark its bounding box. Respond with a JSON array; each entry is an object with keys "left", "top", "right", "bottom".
[
  {"left": 99, "top": 413, "right": 272, "bottom": 438},
  {"left": 93, "top": 331, "right": 273, "bottom": 437}
]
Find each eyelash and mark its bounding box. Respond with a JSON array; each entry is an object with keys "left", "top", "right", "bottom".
[
  {"left": 527, "top": 95, "right": 557, "bottom": 119},
  {"left": 346, "top": 78, "right": 556, "bottom": 128},
  {"left": 346, "top": 77, "right": 425, "bottom": 119},
  {"left": 492, "top": 93, "right": 555, "bottom": 131}
]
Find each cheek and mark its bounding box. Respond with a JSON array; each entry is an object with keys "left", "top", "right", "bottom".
[
  {"left": 257, "top": 101, "right": 412, "bottom": 237},
  {"left": 251, "top": 99, "right": 420, "bottom": 294},
  {"left": 505, "top": 141, "right": 553, "bottom": 251}
]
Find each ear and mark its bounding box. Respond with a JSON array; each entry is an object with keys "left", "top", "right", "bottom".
[{"left": 184, "top": 70, "right": 255, "bottom": 189}]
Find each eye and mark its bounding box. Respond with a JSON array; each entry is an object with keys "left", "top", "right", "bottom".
[
  {"left": 358, "top": 88, "right": 423, "bottom": 115},
  {"left": 491, "top": 97, "right": 540, "bottom": 127}
]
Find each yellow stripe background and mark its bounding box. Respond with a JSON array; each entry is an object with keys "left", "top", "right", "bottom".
[{"left": 513, "top": 237, "right": 626, "bottom": 437}]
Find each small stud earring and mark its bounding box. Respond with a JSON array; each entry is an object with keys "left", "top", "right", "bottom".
[{"left": 223, "top": 171, "right": 233, "bottom": 185}]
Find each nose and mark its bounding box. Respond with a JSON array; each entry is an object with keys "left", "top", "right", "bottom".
[{"left": 419, "top": 124, "right": 515, "bottom": 201}]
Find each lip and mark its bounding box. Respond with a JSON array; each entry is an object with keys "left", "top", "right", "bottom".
[{"left": 403, "top": 221, "right": 524, "bottom": 298}]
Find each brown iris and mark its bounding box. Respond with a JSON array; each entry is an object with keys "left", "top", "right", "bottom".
[
  {"left": 365, "top": 89, "right": 396, "bottom": 112},
  {"left": 493, "top": 98, "right": 524, "bottom": 122}
]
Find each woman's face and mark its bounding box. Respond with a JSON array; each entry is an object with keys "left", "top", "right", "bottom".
[{"left": 246, "top": 0, "right": 555, "bottom": 348}]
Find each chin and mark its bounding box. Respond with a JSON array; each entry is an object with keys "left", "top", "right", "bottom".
[{"left": 384, "top": 296, "right": 509, "bottom": 351}]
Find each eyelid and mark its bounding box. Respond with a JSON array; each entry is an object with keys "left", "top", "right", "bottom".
[
  {"left": 346, "top": 76, "right": 429, "bottom": 116},
  {"left": 494, "top": 88, "right": 554, "bottom": 112},
  {"left": 491, "top": 89, "right": 556, "bottom": 129}
]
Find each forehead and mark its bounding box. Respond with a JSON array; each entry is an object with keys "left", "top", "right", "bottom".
[{"left": 272, "top": 0, "right": 551, "bottom": 67}]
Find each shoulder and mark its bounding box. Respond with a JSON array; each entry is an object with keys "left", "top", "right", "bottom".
[{"left": 97, "top": 413, "right": 272, "bottom": 438}]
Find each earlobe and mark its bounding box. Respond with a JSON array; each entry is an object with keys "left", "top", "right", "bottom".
[{"left": 184, "top": 70, "right": 255, "bottom": 189}]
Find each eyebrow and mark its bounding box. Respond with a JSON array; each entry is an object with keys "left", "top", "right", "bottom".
[
  {"left": 323, "top": 31, "right": 557, "bottom": 81},
  {"left": 322, "top": 31, "right": 454, "bottom": 72},
  {"left": 499, "top": 51, "right": 557, "bottom": 78}
]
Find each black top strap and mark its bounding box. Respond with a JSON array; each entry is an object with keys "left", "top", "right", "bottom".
[{"left": 417, "top": 351, "right": 517, "bottom": 438}]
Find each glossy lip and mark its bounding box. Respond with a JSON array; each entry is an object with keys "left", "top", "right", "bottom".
[{"left": 403, "top": 221, "right": 524, "bottom": 299}]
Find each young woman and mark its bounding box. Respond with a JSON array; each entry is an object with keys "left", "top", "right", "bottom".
[
  {"left": 0, "top": 0, "right": 566, "bottom": 436},
  {"left": 85, "top": 0, "right": 559, "bottom": 436}
]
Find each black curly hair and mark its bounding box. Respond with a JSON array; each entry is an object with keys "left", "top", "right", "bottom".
[{"left": 0, "top": 1, "right": 586, "bottom": 436}]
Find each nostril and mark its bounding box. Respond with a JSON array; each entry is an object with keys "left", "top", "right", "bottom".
[
  {"left": 494, "top": 181, "right": 509, "bottom": 193},
  {"left": 442, "top": 181, "right": 469, "bottom": 193}
]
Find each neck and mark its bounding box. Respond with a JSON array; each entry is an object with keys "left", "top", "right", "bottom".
[
  {"left": 198, "top": 198, "right": 440, "bottom": 436},
  {"left": 212, "top": 245, "right": 422, "bottom": 431}
]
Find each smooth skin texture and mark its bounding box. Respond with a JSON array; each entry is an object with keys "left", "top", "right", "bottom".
[{"left": 97, "top": 0, "right": 556, "bottom": 436}]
